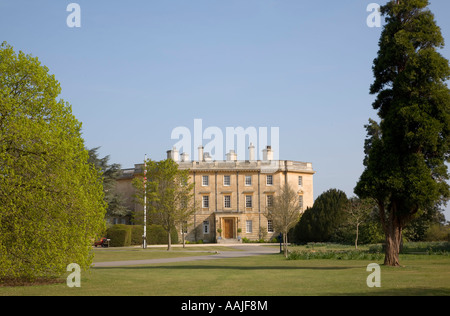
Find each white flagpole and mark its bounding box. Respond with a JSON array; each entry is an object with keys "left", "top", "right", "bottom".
[{"left": 143, "top": 154, "right": 147, "bottom": 249}]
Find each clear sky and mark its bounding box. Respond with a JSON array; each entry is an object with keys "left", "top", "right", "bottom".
[{"left": 1, "top": 0, "right": 449, "bottom": 220}]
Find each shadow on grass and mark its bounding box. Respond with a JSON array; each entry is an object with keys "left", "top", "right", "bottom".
[
  {"left": 324, "top": 287, "right": 450, "bottom": 296},
  {"left": 92, "top": 265, "right": 354, "bottom": 271}
]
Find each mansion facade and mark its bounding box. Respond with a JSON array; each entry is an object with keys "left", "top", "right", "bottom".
[{"left": 116, "top": 145, "right": 315, "bottom": 243}]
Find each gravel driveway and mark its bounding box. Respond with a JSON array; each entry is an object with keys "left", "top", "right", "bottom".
[{"left": 92, "top": 244, "right": 280, "bottom": 268}]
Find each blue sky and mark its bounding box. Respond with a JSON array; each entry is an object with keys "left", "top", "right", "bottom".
[{"left": 1, "top": 0, "right": 449, "bottom": 220}]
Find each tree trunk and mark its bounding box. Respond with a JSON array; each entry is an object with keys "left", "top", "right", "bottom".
[
  {"left": 355, "top": 223, "right": 359, "bottom": 250},
  {"left": 384, "top": 233, "right": 400, "bottom": 266},
  {"left": 377, "top": 201, "right": 403, "bottom": 266},
  {"left": 383, "top": 214, "right": 402, "bottom": 266},
  {"left": 167, "top": 228, "right": 172, "bottom": 251},
  {"left": 283, "top": 232, "right": 288, "bottom": 258}
]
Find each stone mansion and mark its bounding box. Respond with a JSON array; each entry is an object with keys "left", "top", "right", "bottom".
[{"left": 116, "top": 145, "right": 315, "bottom": 243}]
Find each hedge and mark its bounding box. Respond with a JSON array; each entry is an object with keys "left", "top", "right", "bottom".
[
  {"left": 107, "top": 229, "right": 130, "bottom": 247},
  {"left": 106, "top": 224, "right": 178, "bottom": 247}
]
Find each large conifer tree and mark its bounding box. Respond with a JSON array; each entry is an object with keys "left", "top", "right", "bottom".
[{"left": 355, "top": 0, "right": 450, "bottom": 266}]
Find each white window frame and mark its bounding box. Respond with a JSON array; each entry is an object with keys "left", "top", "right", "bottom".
[
  {"left": 245, "top": 195, "right": 252, "bottom": 208},
  {"left": 202, "top": 175, "right": 209, "bottom": 186},
  {"left": 224, "top": 195, "right": 231, "bottom": 208},
  {"left": 246, "top": 220, "right": 253, "bottom": 233},
  {"left": 267, "top": 220, "right": 274, "bottom": 233},
  {"left": 298, "top": 176, "right": 303, "bottom": 187},
  {"left": 245, "top": 175, "right": 252, "bottom": 186},
  {"left": 298, "top": 195, "right": 304, "bottom": 210},
  {"left": 266, "top": 195, "right": 274, "bottom": 208},
  {"left": 202, "top": 195, "right": 209, "bottom": 208},
  {"left": 266, "top": 175, "right": 273, "bottom": 186},
  {"left": 223, "top": 175, "right": 231, "bottom": 186}
]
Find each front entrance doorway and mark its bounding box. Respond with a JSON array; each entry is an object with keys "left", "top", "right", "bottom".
[{"left": 224, "top": 218, "right": 234, "bottom": 239}]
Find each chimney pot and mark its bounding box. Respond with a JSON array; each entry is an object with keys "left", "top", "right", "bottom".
[
  {"left": 198, "top": 146, "right": 204, "bottom": 162},
  {"left": 248, "top": 142, "right": 255, "bottom": 161}
]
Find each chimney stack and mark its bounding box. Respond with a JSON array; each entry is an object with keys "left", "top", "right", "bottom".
[
  {"left": 167, "top": 147, "right": 179, "bottom": 162},
  {"left": 180, "top": 152, "right": 190, "bottom": 162},
  {"left": 198, "top": 146, "right": 204, "bottom": 162},
  {"left": 262, "top": 145, "right": 273, "bottom": 161},
  {"left": 248, "top": 143, "right": 255, "bottom": 161},
  {"left": 226, "top": 149, "right": 237, "bottom": 161},
  {"left": 203, "top": 152, "right": 212, "bottom": 162}
]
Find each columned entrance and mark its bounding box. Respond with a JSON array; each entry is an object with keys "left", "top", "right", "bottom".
[{"left": 217, "top": 216, "right": 238, "bottom": 241}]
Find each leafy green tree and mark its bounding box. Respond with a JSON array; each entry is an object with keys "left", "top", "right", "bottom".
[
  {"left": 87, "top": 147, "right": 130, "bottom": 221},
  {"left": 343, "top": 198, "right": 376, "bottom": 249},
  {"left": 424, "top": 223, "right": 450, "bottom": 241},
  {"left": 134, "top": 158, "right": 195, "bottom": 250},
  {"left": 355, "top": 0, "right": 450, "bottom": 266},
  {"left": 266, "top": 184, "right": 302, "bottom": 258},
  {"left": 404, "top": 204, "right": 446, "bottom": 241},
  {"left": 0, "top": 42, "right": 106, "bottom": 282},
  {"left": 359, "top": 220, "right": 385, "bottom": 245}
]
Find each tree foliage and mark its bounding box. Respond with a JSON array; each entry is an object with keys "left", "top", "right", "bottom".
[
  {"left": 354, "top": 0, "right": 450, "bottom": 266},
  {"left": 87, "top": 147, "right": 129, "bottom": 219},
  {"left": 0, "top": 42, "right": 106, "bottom": 282},
  {"left": 266, "top": 184, "right": 303, "bottom": 257},
  {"left": 292, "top": 189, "right": 348, "bottom": 243},
  {"left": 343, "top": 198, "right": 376, "bottom": 249},
  {"left": 133, "top": 158, "right": 195, "bottom": 250}
]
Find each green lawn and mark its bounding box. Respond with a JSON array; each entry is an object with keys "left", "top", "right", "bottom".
[{"left": 1, "top": 246, "right": 449, "bottom": 296}]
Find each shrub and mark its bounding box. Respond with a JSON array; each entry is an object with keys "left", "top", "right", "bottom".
[
  {"left": 425, "top": 224, "right": 450, "bottom": 242},
  {"left": 106, "top": 224, "right": 179, "bottom": 247},
  {"left": 131, "top": 225, "right": 144, "bottom": 245},
  {"left": 287, "top": 250, "right": 384, "bottom": 261},
  {"left": 401, "top": 241, "right": 450, "bottom": 255},
  {"left": 368, "top": 244, "right": 383, "bottom": 253},
  {"left": 187, "top": 239, "right": 204, "bottom": 244},
  {"left": 146, "top": 225, "right": 179, "bottom": 245},
  {"left": 107, "top": 229, "right": 130, "bottom": 247},
  {"left": 106, "top": 224, "right": 132, "bottom": 247}
]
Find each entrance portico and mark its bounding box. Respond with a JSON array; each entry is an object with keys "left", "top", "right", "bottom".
[
  {"left": 223, "top": 218, "right": 234, "bottom": 238},
  {"left": 216, "top": 215, "right": 239, "bottom": 242}
]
